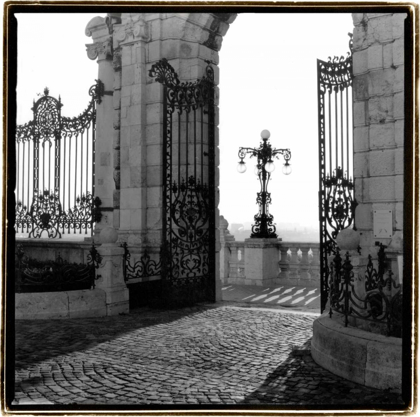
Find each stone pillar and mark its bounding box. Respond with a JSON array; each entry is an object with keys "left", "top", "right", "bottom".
[
  {"left": 86, "top": 17, "right": 115, "bottom": 235},
  {"left": 352, "top": 13, "right": 406, "bottom": 257},
  {"left": 95, "top": 227, "right": 129, "bottom": 315},
  {"left": 244, "top": 238, "right": 281, "bottom": 286},
  {"left": 112, "top": 14, "right": 150, "bottom": 248}
]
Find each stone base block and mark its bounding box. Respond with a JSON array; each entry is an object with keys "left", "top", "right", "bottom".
[
  {"left": 104, "top": 286, "right": 130, "bottom": 316},
  {"left": 16, "top": 289, "right": 107, "bottom": 320},
  {"left": 69, "top": 289, "right": 107, "bottom": 318},
  {"left": 311, "top": 313, "right": 402, "bottom": 390}
]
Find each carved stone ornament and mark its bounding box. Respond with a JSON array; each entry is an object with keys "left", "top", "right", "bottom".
[
  {"left": 86, "top": 38, "right": 113, "bottom": 61},
  {"left": 114, "top": 14, "right": 148, "bottom": 46},
  {"left": 112, "top": 50, "right": 122, "bottom": 71}
]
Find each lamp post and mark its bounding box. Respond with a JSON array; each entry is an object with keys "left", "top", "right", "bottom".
[{"left": 237, "top": 129, "right": 292, "bottom": 239}]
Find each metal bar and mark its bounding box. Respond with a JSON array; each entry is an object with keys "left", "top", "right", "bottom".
[
  {"left": 178, "top": 112, "right": 181, "bottom": 186},
  {"left": 68, "top": 135, "right": 71, "bottom": 213},
  {"left": 92, "top": 115, "right": 96, "bottom": 204},
  {"left": 194, "top": 108, "right": 197, "bottom": 179},
  {"left": 186, "top": 111, "right": 189, "bottom": 180},
  {"left": 63, "top": 136, "right": 66, "bottom": 215},
  {"left": 81, "top": 131, "right": 84, "bottom": 199},
  {"left": 49, "top": 140, "right": 51, "bottom": 192},
  {"left": 328, "top": 91, "right": 332, "bottom": 176},
  {"left": 340, "top": 89, "right": 344, "bottom": 170},
  {"left": 86, "top": 127, "right": 89, "bottom": 195},
  {"left": 162, "top": 84, "right": 168, "bottom": 282},
  {"left": 346, "top": 87, "right": 349, "bottom": 177},
  {"left": 27, "top": 142, "right": 30, "bottom": 214},
  {"left": 75, "top": 133, "right": 78, "bottom": 207},
  {"left": 201, "top": 106, "right": 204, "bottom": 182},
  {"left": 335, "top": 90, "right": 338, "bottom": 169},
  {"left": 17, "top": 141, "right": 20, "bottom": 205}
]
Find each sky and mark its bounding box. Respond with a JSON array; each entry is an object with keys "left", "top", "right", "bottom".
[{"left": 16, "top": 12, "right": 354, "bottom": 232}]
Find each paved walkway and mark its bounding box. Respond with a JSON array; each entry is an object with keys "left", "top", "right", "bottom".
[
  {"left": 14, "top": 303, "right": 402, "bottom": 408},
  {"left": 221, "top": 284, "right": 320, "bottom": 311}
]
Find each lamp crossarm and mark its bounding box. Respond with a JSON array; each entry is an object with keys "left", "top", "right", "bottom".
[
  {"left": 272, "top": 148, "right": 292, "bottom": 161},
  {"left": 238, "top": 147, "right": 259, "bottom": 160}
]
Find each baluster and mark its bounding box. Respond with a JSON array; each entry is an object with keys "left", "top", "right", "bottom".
[
  {"left": 278, "top": 245, "right": 289, "bottom": 280},
  {"left": 300, "top": 245, "right": 311, "bottom": 281},
  {"left": 288, "top": 246, "right": 300, "bottom": 280}
]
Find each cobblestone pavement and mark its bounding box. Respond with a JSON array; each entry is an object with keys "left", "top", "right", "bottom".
[{"left": 14, "top": 305, "right": 403, "bottom": 409}]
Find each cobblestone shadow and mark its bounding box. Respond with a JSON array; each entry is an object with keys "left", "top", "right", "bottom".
[
  {"left": 16, "top": 305, "right": 218, "bottom": 367},
  {"left": 241, "top": 347, "right": 404, "bottom": 407}
]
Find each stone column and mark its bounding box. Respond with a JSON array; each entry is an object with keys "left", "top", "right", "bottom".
[
  {"left": 86, "top": 17, "right": 115, "bottom": 235},
  {"left": 244, "top": 238, "right": 281, "bottom": 286},
  {"left": 95, "top": 227, "right": 129, "bottom": 315},
  {"left": 112, "top": 14, "right": 150, "bottom": 248},
  {"left": 352, "top": 13, "right": 406, "bottom": 257}
]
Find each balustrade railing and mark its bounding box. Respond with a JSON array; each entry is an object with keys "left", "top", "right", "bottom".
[
  {"left": 15, "top": 81, "right": 104, "bottom": 239},
  {"left": 222, "top": 240, "right": 320, "bottom": 285}
]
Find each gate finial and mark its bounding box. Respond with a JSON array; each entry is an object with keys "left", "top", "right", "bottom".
[{"left": 43, "top": 87, "right": 49, "bottom": 96}]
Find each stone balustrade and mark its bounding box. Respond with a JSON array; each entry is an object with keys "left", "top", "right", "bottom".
[
  {"left": 220, "top": 229, "right": 320, "bottom": 288},
  {"left": 219, "top": 216, "right": 320, "bottom": 287}
]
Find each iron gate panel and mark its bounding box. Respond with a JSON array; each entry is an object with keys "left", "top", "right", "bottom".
[
  {"left": 317, "top": 35, "right": 357, "bottom": 312},
  {"left": 149, "top": 59, "right": 216, "bottom": 304},
  {"left": 15, "top": 83, "right": 103, "bottom": 238}
]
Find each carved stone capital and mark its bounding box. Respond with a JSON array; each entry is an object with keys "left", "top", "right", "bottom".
[
  {"left": 113, "top": 15, "right": 149, "bottom": 47},
  {"left": 86, "top": 37, "right": 113, "bottom": 61}
]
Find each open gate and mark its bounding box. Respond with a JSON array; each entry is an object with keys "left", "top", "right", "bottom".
[
  {"left": 149, "top": 59, "right": 216, "bottom": 305},
  {"left": 317, "top": 35, "right": 358, "bottom": 312}
]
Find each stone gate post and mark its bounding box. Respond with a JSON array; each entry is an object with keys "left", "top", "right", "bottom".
[{"left": 86, "top": 17, "right": 116, "bottom": 236}]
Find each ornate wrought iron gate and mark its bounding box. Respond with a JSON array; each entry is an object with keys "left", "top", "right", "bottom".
[
  {"left": 317, "top": 36, "right": 358, "bottom": 312},
  {"left": 15, "top": 82, "right": 103, "bottom": 238},
  {"left": 149, "top": 59, "right": 216, "bottom": 304}
]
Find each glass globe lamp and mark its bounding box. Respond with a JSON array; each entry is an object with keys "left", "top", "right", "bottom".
[
  {"left": 282, "top": 162, "right": 292, "bottom": 175},
  {"left": 237, "top": 160, "right": 247, "bottom": 173},
  {"left": 261, "top": 129, "right": 270, "bottom": 140},
  {"left": 265, "top": 161, "right": 275, "bottom": 173}
]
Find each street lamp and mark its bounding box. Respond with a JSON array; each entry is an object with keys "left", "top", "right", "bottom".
[{"left": 237, "top": 129, "right": 292, "bottom": 239}]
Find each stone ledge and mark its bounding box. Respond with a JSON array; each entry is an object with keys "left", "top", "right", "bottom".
[
  {"left": 16, "top": 289, "right": 107, "bottom": 320},
  {"left": 311, "top": 313, "right": 402, "bottom": 390}
]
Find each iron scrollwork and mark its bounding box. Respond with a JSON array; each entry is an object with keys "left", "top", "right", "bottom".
[
  {"left": 149, "top": 59, "right": 215, "bottom": 303},
  {"left": 329, "top": 244, "right": 402, "bottom": 337},
  {"left": 15, "top": 81, "right": 104, "bottom": 238},
  {"left": 318, "top": 34, "right": 355, "bottom": 313},
  {"left": 121, "top": 242, "right": 161, "bottom": 281},
  {"left": 15, "top": 243, "right": 101, "bottom": 292},
  {"left": 324, "top": 167, "right": 358, "bottom": 251}
]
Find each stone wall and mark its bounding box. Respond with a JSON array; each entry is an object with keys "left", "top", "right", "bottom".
[{"left": 352, "top": 13, "right": 406, "bottom": 257}]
